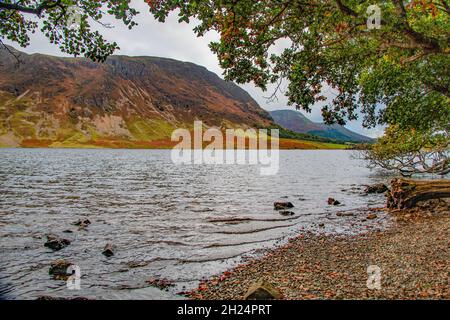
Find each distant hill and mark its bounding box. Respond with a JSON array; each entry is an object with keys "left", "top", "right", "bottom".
[
  {"left": 0, "top": 46, "right": 273, "bottom": 148},
  {"left": 270, "top": 110, "right": 374, "bottom": 143}
]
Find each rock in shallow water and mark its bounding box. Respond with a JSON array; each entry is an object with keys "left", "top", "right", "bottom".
[
  {"left": 327, "top": 198, "right": 341, "bottom": 206},
  {"left": 365, "top": 183, "right": 388, "bottom": 194},
  {"left": 73, "top": 218, "right": 91, "bottom": 230},
  {"left": 44, "top": 234, "right": 71, "bottom": 251},
  {"left": 279, "top": 211, "right": 295, "bottom": 216},
  {"left": 102, "top": 243, "right": 115, "bottom": 257},
  {"left": 274, "top": 202, "right": 294, "bottom": 210},
  {"left": 49, "top": 259, "right": 72, "bottom": 280}
]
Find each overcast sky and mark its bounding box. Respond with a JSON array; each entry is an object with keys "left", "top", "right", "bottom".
[{"left": 3, "top": 0, "right": 384, "bottom": 137}]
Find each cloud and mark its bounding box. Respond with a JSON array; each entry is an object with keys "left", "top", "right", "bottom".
[{"left": 3, "top": 0, "right": 384, "bottom": 137}]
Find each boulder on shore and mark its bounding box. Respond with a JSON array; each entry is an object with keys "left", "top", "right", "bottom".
[
  {"left": 274, "top": 202, "right": 294, "bottom": 210},
  {"left": 365, "top": 183, "right": 388, "bottom": 194},
  {"left": 44, "top": 234, "right": 71, "bottom": 251},
  {"left": 279, "top": 211, "right": 295, "bottom": 216},
  {"left": 244, "top": 279, "right": 282, "bottom": 300}
]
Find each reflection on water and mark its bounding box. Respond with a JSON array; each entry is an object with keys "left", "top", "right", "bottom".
[{"left": 0, "top": 149, "right": 392, "bottom": 299}]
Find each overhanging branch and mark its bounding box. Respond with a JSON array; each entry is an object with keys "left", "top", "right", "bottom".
[
  {"left": 0, "top": 0, "right": 62, "bottom": 16},
  {"left": 335, "top": 0, "right": 358, "bottom": 17},
  {"left": 392, "top": 0, "right": 443, "bottom": 52}
]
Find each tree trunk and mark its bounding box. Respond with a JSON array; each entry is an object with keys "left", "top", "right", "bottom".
[{"left": 387, "top": 178, "right": 450, "bottom": 209}]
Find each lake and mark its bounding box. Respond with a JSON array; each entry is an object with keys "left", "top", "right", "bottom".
[{"left": 0, "top": 149, "right": 393, "bottom": 299}]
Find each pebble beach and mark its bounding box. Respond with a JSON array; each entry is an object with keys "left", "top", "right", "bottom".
[{"left": 188, "top": 203, "right": 450, "bottom": 300}]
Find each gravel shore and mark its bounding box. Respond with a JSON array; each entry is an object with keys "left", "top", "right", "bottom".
[{"left": 188, "top": 204, "right": 449, "bottom": 300}]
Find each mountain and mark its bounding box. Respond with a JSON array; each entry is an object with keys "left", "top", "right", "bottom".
[
  {"left": 0, "top": 46, "right": 273, "bottom": 148},
  {"left": 270, "top": 110, "right": 374, "bottom": 143}
]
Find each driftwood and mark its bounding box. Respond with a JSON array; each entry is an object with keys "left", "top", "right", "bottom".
[{"left": 387, "top": 178, "right": 450, "bottom": 209}]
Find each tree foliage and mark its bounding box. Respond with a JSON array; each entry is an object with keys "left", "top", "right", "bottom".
[
  {"left": 1, "top": 1, "right": 448, "bottom": 176},
  {"left": 0, "top": 0, "right": 139, "bottom": 61},
  {"left": 147, "top": 0, "right": 449, "bottom": 131},
  {"left": 361, "top": 125, "right": 449, "bottom": 176}
]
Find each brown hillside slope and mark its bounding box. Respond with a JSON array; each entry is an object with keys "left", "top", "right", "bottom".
[{"left": 0, "top": 46, "right": 273, "bottom": 148}]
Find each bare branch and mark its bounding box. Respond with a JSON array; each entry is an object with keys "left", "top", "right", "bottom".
[{"left": 0, "top": 39, "right": 21, "bottom": 66}]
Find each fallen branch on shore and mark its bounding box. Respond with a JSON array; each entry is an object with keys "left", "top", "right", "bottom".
[{"left": 387, "top": 178, "right": 450, "bottom": 209}]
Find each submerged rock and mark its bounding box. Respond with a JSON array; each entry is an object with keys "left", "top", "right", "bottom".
[
  {"left": 49, "top": 259, "right": 72, "bottom": 280},
  {"left": 279, "top": 211, "right": 295, "bottom": 216},
  {"left": 73, "top": 218, "right": 91, "bottom": 228},
  {"left": 102, "top": 243, "right": 115, "bottom": 257},
  {"left": 327, "top": 198, "right": 341, "bottom": 206},
  {"left": 244, "top": 279, "right": 282, "bottom": 300},
  {"left": 126, "top": 261, "right": 148, "bottom": 269},
  {"left": 365, "top": 183, "right": 388, "bottom": 194},
  {"left": 44, "top": 234, "right": 71, "bottom": 251},
  {"left": 274, "top": 202, "right": 294, "bottom": 210},
  {"left": 336, "top": 212, "right": 354, "bottom": 217},
  {"left": 37, "top": 296, "right": 89, "bottom": 300}
]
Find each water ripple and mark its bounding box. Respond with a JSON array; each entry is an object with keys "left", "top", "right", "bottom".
[{"left": 0, "top": 149, "right": 391, "bottom": 299}]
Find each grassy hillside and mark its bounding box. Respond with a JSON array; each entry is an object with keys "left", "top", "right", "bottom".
[{"left": 0, "top": 91, "right": 348, "bottom": 150}]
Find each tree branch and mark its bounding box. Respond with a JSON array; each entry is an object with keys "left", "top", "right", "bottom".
[
  {"left": 438, "top": 0, "right": 450, "bottom": 15},
  {"left": 335, "top": 0, "right": 358, "bottom": 17},
  {"left": 0, "top": 0, "right": 61, "bottom": 16},
  {"left": 0, "top": 39, "right": 21, "bottom": 65},
  {"left": 392, "top": 0, "right": 442, "bottom": 52}
]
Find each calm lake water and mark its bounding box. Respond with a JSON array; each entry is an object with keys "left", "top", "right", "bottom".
[{"left": 0, "top": 149, "right": 393, "bottom": 299}]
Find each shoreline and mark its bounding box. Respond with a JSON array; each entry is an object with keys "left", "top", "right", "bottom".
[
  {"left": 0, "top": 137, "right": 348, "bottom": 150},
  {"left": 187, "top": 203, "right": 449, "bottom": 300}
]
